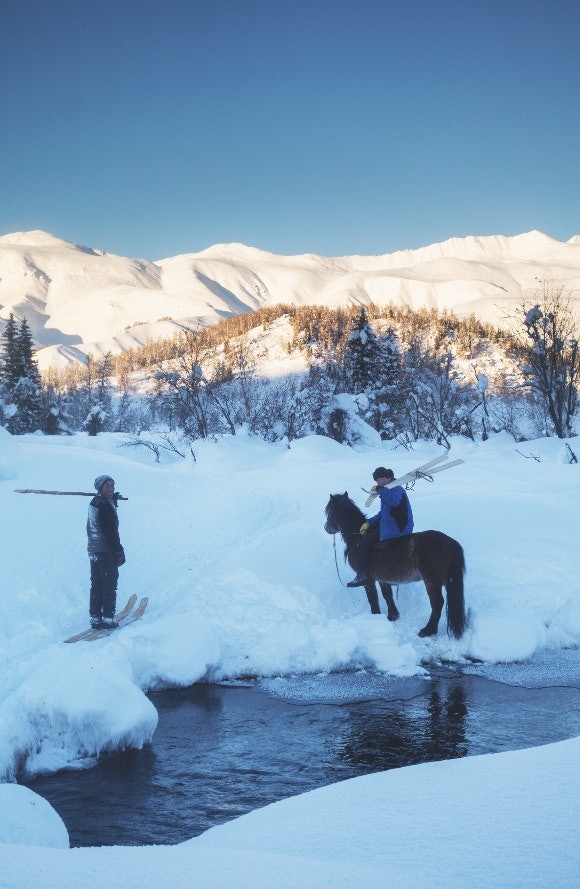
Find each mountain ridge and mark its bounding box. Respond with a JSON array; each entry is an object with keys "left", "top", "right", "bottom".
[{"left": 1, "top": 229, "right": 579, "bottom": 370}]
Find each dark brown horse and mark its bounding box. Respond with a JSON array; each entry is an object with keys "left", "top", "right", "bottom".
[{"left": 325, "top": 492, "right": 466, "bottom": 639}]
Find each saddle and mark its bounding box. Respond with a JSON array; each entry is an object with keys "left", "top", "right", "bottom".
[
  {"left": 374, "top": 537, "right": 407, "bottom": 551},
  {"left": 374, "top": 539, "right": 393, "bottom": 551}
]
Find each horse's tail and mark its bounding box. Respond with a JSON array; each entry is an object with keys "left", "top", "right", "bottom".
[{"left": 445, "top": 539, "right": 466, "bottom": 639}]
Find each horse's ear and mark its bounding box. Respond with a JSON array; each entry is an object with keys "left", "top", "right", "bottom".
[{"left": 344, "top": 491, "right": 348, "bottom": 497}]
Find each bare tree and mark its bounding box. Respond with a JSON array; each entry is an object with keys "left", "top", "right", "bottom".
[
  {"left": 512, "top": 280, "right": 579, "bottom": 438},
  {"left": 155, "top": 350, "right": 210, "bottom": 439}
]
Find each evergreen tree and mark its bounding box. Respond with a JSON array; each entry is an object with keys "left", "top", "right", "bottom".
[
  {"left": 78, "top": 353, "right": 114, "bottom": 435},
  {"left": 0, "top": 314, "right": 42, "bottom": 433},
  {"left": 341, "top": 309, "right": 404, "bottom": 436},
  {"left": 0, "top": 314, "right": 19, "bottom": 391},
  {"left": 94, "top": 352, "right": 114, "bottom": 429},
  {"left": 17, "top": 318, "right": 42, "bottom": 387},
  {"left": 368, "top": 327, "right": 404, "bottom": 436},
  {"left": 342, "top": 308, "right": 384, "bottom": 394},
  {"left": 40, "top": 383, "right": 64, "bottom": 435}
]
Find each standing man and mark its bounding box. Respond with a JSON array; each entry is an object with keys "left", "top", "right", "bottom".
[
  {"left": 347, "top": 467, "right": 414, "bottom": 587},
  {"left": 87, "top": 475, "right": 126, "bottom": 629}
]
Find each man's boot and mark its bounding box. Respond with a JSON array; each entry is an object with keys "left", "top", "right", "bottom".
[{"left": 347, "top": 572, "right": 369, "bottom": 588}]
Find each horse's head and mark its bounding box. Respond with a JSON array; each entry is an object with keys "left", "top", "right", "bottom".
[{"left": 324, "top": 492, "right": 353, "bottom": 536}]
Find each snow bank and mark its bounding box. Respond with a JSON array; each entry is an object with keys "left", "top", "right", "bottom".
[{"left": 0, "top": 784, "right": 69, "bottom": 848}]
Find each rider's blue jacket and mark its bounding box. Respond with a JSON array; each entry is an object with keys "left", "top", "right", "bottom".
[{"left": 368, "top": 484, "right": 414, "bottom": 539}]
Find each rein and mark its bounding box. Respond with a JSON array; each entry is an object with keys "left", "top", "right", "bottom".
[
  {"left": 331, "top": 534, "right": 348, "bottom": 587},
  {"left": 326, "top": 498, "right": 363, "bottom": 587},
  {"left": 330, "top": 529, "right": 359, "bottom": 588}
]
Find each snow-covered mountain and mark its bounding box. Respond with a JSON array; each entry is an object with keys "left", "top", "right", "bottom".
[{"left": 1, "top": 229, "right": 579, "bottom": 370}]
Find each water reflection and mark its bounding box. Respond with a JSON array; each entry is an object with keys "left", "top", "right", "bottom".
[{"left": 335, "top": 683, "right": 468, "bottom": 772}]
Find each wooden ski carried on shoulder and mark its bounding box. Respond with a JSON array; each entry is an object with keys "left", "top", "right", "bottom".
[
  {"left": 15, "top": 489, "right": 128, "bottom": 500},
  {"left": 364, "top": 454, "right": 465, "bottom": 507}
]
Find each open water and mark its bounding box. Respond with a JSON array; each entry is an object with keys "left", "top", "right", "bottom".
[{"left": 25, "top": 651, "right": 580, "bottom": 847}]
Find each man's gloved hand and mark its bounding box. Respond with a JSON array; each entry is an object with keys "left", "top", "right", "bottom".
[
  {"left": 117, "top": 550, "right": 126, "bottom": 566},
  {"left": 370, "top": 484, "right": 378, "bottom": 492},
  {"left": 359, "top": 522, "right": 370, "bottom": 535}
]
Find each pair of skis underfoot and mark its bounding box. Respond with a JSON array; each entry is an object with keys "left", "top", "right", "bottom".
[
  {"left": 64, "top": 594, "right": 148, "bottom": 643},
  {"left": 364, "top": 453, "right": 465, "bottom": 507}
]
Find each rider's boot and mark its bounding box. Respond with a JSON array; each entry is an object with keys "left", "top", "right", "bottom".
[{"left": 347, "top": 572, "right": 370, "bottom": 587}]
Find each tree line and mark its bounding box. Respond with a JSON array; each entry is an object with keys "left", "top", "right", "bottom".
[{"left": 1, "top": 280, "right": 578, "bottom": 445}]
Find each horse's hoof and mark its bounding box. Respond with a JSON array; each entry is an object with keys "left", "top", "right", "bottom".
[{"left": 418, "top": 627, "right": 437, "bottom": 637}]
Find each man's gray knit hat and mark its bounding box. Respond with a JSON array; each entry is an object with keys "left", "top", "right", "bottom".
[{"left": 94, "top": 475, "right": 114, "bottom": 491}]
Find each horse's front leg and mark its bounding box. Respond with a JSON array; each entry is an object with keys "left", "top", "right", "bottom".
[
  {"left": 379, "top": 581, "right": 400, "bottom": 622},
  {"left": 363, "top": 581, "right": 381, "bottom": 615},
  {"left": 418, "top": 582, "right": 444, "bottom": 637}
]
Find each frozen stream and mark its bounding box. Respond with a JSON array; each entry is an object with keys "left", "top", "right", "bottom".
[{"left": 25, "top": 652, "right": 580, "bottom": 847}]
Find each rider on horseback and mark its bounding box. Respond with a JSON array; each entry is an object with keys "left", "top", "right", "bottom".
[{"left": 347, "top": 467, "right": 414, "bottom": 587}]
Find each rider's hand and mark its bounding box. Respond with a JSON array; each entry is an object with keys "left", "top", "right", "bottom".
[{"left": 359, "top": 522, "right": 370, "bottom": 535}]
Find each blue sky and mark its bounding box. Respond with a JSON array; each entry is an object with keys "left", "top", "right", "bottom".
[{"left": 2, "top": 0, "right": 578, "bottom": 260}]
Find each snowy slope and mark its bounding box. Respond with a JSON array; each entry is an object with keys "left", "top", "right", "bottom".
[{"left": 1, "top": 229, "right": 579, "bottom": 370}]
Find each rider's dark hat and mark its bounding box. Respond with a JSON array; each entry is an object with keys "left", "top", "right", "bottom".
[{"left": 372, "top": 467, "right": 394, "bottom": 481}]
